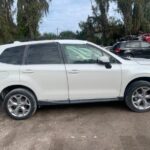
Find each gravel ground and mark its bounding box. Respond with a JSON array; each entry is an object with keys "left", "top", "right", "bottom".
[{"left": 0, "top": 101, "right": 150, "bottom": 150}]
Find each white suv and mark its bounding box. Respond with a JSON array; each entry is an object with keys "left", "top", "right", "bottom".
[{"left": 0, "top": 40, "right": 150, "bottom": 120}]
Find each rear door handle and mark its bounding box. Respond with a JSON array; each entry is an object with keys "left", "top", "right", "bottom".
[
  {"left": 22, "top": 69, "right": 34, "bottom": 73},
  {"left": 68, "top": 70, "right": 80, "bottom": 74}
]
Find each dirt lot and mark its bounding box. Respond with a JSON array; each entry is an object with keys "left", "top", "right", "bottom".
[{"left": 0, "top": 101, "right": 150, "bottom": 150}]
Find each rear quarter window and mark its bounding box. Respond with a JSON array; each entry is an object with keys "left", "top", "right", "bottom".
[{"left": 0, "top": 46, "right": 25, "bottom": 65}]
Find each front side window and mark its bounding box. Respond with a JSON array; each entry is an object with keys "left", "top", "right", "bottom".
[
  {"left": 0, "top": 46, "right": 25, "bottom": 65},
  {"left": 141, "top": 42, "right": 150, "bottom": 48},
  {"left": 63, "top": 44, "right": 118, "bottom": 64},
  {"left": 26, "top": 43, "right": 62, "bottom": 65}
]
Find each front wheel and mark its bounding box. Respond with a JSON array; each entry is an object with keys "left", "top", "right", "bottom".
[
  {"left": 125, "top": 81, "right": 150, "bottom": 112},
  {"left": 4, "top": 88, "right": 37, "bottom": 120}
]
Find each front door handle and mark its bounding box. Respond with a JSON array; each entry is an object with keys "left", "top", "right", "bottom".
[
  {"left": 68, "top": 70, "right": 80, "bottom": 74},
  {"left": 22, "top": 69, "right": 34, "bottom": 73}
]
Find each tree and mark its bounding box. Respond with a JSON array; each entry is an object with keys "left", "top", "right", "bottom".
[
  {"left": 0, "top": 0, "right": 16, "bottom": 43},
  {"left": 132, "top": 0, "right": 143, "bottom": 34},
  {"left": 142, "top": 0, "right": 150, "bottom": 32},
  {"left": 115, "top": 0, "right": 150, "bottom": 34},
  {"left": 59, "top": 31, "right": 77, "bottom": 39},
  {"left": 93, "top": 0, "right": 110, "bottom": 43},
  {"left": 115, "top": 0, "right": 133, "bottom": 35},
  {"left": 77, "top": 16, "right": 101, "bottom": 44},
  {"left": 39, "top": 33, "right": 58, "bottom": 40},
  {"left": 17, "top": 0, "right": 51, "bottom": 40}
]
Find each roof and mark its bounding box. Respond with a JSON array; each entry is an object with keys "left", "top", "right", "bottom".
[
  {"left": 0, "top": 39, "right": 127, "bottom": 63},
  {"left": 0, "top": 39, "right": 87, "bottom": 48},
  {"left": 0, "top": 40, "right": 88, "bottom": 53}
]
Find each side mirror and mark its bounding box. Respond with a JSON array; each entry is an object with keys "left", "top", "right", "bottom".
[{"left": 98, "top": 56, "right": 112, "bottom": 69}]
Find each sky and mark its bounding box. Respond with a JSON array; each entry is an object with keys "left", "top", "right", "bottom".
[
  {"left": 13, "top": 0, "right": 120, "bottom": 34},
  {"left": 39, "top": 0, "right": 120, "bottom": 34}
]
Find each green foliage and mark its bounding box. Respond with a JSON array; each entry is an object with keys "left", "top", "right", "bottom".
[
  {"left": 59, "top": 31, "right": 77, "bottom": 39},
  {"left": 116, "top": 0, "right": 133, "bottom": 35},
  {"left": 0, "top": 0, "right": 16, "bottom": 44},
  {"left": 78, "top": 0, "right": 150, "bottom": 46},
  {"left": 39, "top": 33, "right": 58, "bottom": 40},
  {"left": 115, "top": 0, "right": 150, "bottom": 34},
  {"left": 0, "top": 0, "right": 150, "bottom": 45},
  {"left": 93, "top": 0, "right": 110, "bottom": 44},
  {"left": 17, "top": 0, "right": 50, "bottom": 40},
  {"left": 77, "top": 17, "right": 101, "bottom": 44},
  {"left": 142, "top": 0, "right": 150, "bottom": 32}
]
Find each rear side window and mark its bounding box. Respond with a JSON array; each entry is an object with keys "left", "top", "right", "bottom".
[
  {"left": 126, "top": 41, "right": 140, "bottom": 48},
  {"left": 25, "top": 43, "right": 62, "bottom": 65},
  {"left": 0, "top": 46, "right": 25, "bottom": 65}
]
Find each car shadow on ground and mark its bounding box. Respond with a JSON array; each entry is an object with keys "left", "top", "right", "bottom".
[{"left": 38, "top": 101, "right": 128, "bottom": 112}]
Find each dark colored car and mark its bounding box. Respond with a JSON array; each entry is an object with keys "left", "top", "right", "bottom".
[{"left": 111, "top": 40, "right": 150, "bottom": 58}]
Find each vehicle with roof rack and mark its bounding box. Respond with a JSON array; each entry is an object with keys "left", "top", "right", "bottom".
[
  {"left": 110, "top": 40, "right": 150, "bottom": 58},
  {"left": 0, "top": 40, "right": 150, "bottom": 120}
]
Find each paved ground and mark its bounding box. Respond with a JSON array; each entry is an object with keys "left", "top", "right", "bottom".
[{"left": 0, "top": 101, "right": 150, "bottom": 150}]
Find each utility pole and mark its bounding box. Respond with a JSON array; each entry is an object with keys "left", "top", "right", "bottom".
[{"left": 56, "top": 28, "right": 59, "bottom": 36}]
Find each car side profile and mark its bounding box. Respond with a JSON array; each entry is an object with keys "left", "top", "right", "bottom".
[
  {"left": 0, "top": 40, "right": 150, "bottom": 120},
  {"left": 111, "top": 40, "right": 150, "bottom": 58}
]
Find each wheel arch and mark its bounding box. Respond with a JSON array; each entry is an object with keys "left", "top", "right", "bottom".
[
  {"left": 124, "top": 77, "right": 150, "bottom": 97},
  {"left": 1, "top": 85, "right": 37, "bottom": 101}
]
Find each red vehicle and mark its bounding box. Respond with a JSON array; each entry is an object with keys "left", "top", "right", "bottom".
[{"left": 143, "top": 34, "right": 150, "bottom": 43}]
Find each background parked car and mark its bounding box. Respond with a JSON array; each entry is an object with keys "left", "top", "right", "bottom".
[
  {"left": 119, "top": 35, "right": 139, "bottom": 41},
  {"left": 143, "top": 34, "right": 150, "bottom": 43},
  {"left": 110, "top": 40, "right": 150, "bottom": 58}
]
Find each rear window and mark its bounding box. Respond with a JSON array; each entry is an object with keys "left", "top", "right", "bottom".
[
  {"left": 113, "top": 43, "right": 125, "bottom": 49},
  {"left": 0, "top": 46, "right": 25, "bottom": 65}
]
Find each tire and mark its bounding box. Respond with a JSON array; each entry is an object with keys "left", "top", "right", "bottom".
[
  {"left": 3, "top": 88, "right": 37, "bottom": 120},
  {"left": 125, "top": 81, "right": 150, "bottom": 112}
]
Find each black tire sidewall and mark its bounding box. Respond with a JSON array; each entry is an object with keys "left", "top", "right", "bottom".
[
  {"left": 125, "top": 81, "right": 150, "bottom": 112},
  {"left": 3, "top": 88, "right": 37, "bottom": 120}
]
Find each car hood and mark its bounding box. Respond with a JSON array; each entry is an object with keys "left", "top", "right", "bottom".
[{"left": 131, "top": 58, "right": 150, "bottom": 65}]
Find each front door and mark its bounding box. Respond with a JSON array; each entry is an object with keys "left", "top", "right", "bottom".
[{"left": 62, "top": 43, "right": 122, "bottom": 101}]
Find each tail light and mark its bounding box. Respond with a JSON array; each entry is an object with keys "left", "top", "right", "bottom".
[{"left": 115, "top": 48, "right": 121, "bottom": 53}]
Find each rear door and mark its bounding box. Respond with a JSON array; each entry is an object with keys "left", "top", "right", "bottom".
[
  {"left": 0, "top": 46, "right": 25, "bottom": 87},
  {"left": 20, "top": 42, "right": 68, "bottom": 101}
]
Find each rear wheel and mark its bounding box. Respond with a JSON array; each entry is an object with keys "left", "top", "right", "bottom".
[
  {"left": 4, "top": 88, "right": 37, "bottom": 120},
  {"left": 125, "top": 81, "right": 150, "bottom": 112}
]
